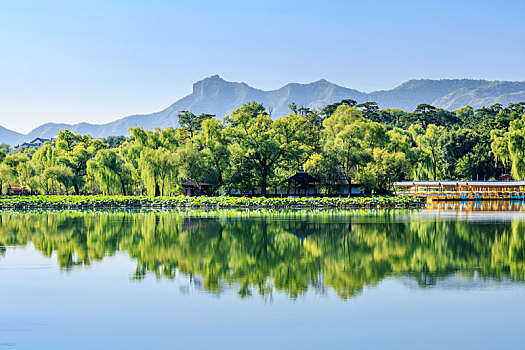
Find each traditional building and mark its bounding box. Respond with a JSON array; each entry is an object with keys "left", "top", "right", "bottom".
[
  {"left": 181, "top": 180, "right": 214, "bottom": 196},
  {"left": 11, "top": 137, "right": 52, "bottom": 150},
  {"left": 283, "top": 170, "right": 320, "bottom": 196}
]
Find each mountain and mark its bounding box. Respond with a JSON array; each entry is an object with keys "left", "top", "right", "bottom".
[
  {"left": 3, "top": 75, "right": 525, "bottom": 144},
  {"left": 0, "top": 125, "right": 23, "bottom": 145}
]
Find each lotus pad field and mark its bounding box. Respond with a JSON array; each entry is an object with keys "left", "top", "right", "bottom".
[{"left": 0, "top": 195, "right": 424, "bottom": 209}]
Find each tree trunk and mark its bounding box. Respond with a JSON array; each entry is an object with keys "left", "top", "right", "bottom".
[
  {"left": 120, "top": 178, "right": 127, "bottom": 196},
  {"left": 217, "top": 166, "right": 223, "bottom": 188},
  {"left": 154, "top": 182, "right": 160, "bottom": 197},
  {"left": 261, "top": 167, "right": 268, "bottom": 197}
]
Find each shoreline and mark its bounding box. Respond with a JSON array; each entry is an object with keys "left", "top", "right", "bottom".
[{"left": 0, "top": 195, "right": 425, "bottom": 209}]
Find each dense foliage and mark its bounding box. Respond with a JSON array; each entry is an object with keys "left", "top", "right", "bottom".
[
  {"left": 1, "top": 101, "right": 524, "bottom": 196},
  {"left": 1, "top": 210, "right": 523, "bottom": 299}
]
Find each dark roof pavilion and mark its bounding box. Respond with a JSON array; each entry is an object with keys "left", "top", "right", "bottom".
[{"left": 283, "top": 170, "right": 320, "bottom": 184}]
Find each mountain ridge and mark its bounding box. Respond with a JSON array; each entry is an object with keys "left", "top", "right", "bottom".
[{"left": 2, "top": 75, "right": 525, "bottom": 145}]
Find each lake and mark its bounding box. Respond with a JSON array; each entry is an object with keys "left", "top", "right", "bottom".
[{"left": 1, "top": 203, "right": 525, "bottom": 349}]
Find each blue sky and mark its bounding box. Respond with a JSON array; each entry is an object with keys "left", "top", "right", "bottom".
[{"left": 1, "top": 0, "right": 524, "bottom": 133}]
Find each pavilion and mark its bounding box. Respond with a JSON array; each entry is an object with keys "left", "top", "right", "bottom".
[{"left": 283, "top": 170, "right": 320, "bottom": 196}]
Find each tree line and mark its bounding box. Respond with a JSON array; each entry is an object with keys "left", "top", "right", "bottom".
[{"left": 0, "top": 100, "right": 524, "bottom": 196}]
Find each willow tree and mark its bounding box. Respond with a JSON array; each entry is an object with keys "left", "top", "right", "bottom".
[
  {"left": 322, "top": 105, "right": 388, "bottom": 195},
  {"left": 43, "top": 164, "right": 74, "bottom": 194},
  {"left": 0, "top": 164, "right": 13, "bottom": 194},
  {"left": 196, "top": 118, "right": 230, "bottom": 189},
  {"left": 490, "top": 129, "right": 511, "bottom": 173},
  {"left": 87, "top": 149, "right": 133, "bottom": 195},
  {"left": 506, "top": 115, "right": 525, "bottom": 180},
  {"left": 139, "top": 147, "right": 177, "bottom": 196},
  {"left": 416, "top": 124, "right": 446, "bottom": 180},
  {"left": 126, "top": 127, "right": 180, "bottom": 196},
  {"left": 54, "top": 130, "right": 106, "bottom": 194},
  {"left": 3, "top": 152, "right": 30, "bottom": 181}
]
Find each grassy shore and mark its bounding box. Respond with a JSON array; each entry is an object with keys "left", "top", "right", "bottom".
[{"left": 0, "top": 195, "right": 424, "bottom": 209}]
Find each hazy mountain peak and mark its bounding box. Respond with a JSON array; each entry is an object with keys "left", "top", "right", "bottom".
[{"left": 192, "top": 74, "right": 231, "bottom": 96}]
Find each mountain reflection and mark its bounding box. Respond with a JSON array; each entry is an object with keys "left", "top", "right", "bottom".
[{"left": 0, "top": 210, "right": 524, "bottom": 300}]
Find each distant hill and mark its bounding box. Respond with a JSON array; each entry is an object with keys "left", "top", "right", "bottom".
[
  {"left": 0, "top": 125, "right": 23, "bottom": 145},
  {"left": 3, "top": 75, "right": 525, "bottom": 144}
]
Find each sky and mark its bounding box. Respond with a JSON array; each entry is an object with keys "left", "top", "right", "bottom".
[{"left": 1, "top": 0, "right": 524, "bottom": 134}]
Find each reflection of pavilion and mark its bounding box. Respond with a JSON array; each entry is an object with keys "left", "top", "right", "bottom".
[
  {"left": 284, "top": 223, "right": 320, "bottom": 244},
  {"left": 282, "top": 220, "right": 353, "bottom": 244}
]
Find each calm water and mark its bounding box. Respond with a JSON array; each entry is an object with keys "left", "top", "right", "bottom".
[{"left": 1, "top": 203, "right": 525, "bottom": 349}]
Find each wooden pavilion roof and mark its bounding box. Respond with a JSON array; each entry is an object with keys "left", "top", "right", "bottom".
[{"left": 284, "top": 171, "right": 320, "bottom": 183}]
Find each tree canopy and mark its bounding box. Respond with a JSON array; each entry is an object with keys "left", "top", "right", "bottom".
[{"left": 1, "top": 99, "right": 524, "bottom": 195}]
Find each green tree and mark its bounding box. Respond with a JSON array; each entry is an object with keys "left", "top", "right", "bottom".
[
  {"left": 43, "top": 165, "right": 74, "bottom": 194},
  {"left": 196, "top": 118, "right": 230, "bottom": 190},
  {"left": 0, "top": 164, "right": 14, "bottom": 194},
  {"left": 416, "top": 124, "right": 446, "bottom": 180},
  {"left": 87, "top": 149, "right": 133, "bottom": 195},
  {"left": 175, "top": 141, "right": 210, "bottom": 193},
  {"left": 178, "top": 111, "right": 215, "bottom": 138},
  {"left": 506, "top": 114, "right": 525, "bottom": 179},
  {"left": 356, "top": 149, "right": 410, "bottom": 194},
  {"left": 139, "top": 148, "right": 177, "bottom": 196},
  {"left": 55, "top": 130, "right": 105, "bottom": 194},
  {"left": 323, "top": 105, "right": 387, "bottom": 195},
  {"left": 225, "top": 102, "right": 305, "bottom": 196}
]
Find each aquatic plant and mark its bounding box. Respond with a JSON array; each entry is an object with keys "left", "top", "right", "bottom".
[{"left": 0, "top": 194, "right": 423, "bottom": 209}]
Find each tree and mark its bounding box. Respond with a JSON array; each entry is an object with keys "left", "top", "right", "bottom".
[
  {"left": 125, "top": 127, "right": 181, "bottom": 196},
  {"left": 0, "top": 144, "right": 8, "bottom": 164},
  {"left": 55, "top": 130, "right": 105, "bottom": 194},
  {"left": 442, "top": 128, "right": 481, "bottom": 178},
  {"left": 454, "top": 144, "right": 496, "bottom": 181},
  {"left": 273, "top": 112, "right": 319, "bottom": 171},
  {"left": 323, "top": 105, "right": 388, "bottom": 195},
  {"left": 197, "top": 118, "right": 230, "bottom": 191},
  {"left": 225, "top": 102, "right": 298, "bottom": 196},
  {"left": 320, "top": 99, "right": 357, "bottom": 119},
  {"left": 43, "top": 165, "right": 74, "bottom": 194},
  {"left": 417, "top": 124, "right": 446, "bottom": 180},
  {"left": 304, "top": 152, "right": 343, "bottom": 195},
  {"left": 103, "top": 136, "right": 127, "bottom": 149},
  {"left": 0, "top": 164, "right": 14, "bottom": 194},
  {"left": 506, "top": 114, "right": 525, "bottom": 180},
  {"left": 138, "top": 148, "right": 177, "bottom": 196},
  {"left": 17, "top": 162, "right": 37, "bottom": 192},
  {"left": 175, "top": 142, "right": 210, "bottom": 193},
  {"left": 356, "top": 102, "right": 379, "bottom": 121},
  {"left": 87, "top": 149, "right": 133, "bottom": 195},
  {"left": 178, "top": 111, "right": 215, "bottom": 138},
  {"left": 356, "top": 149, "right": 410, "bottom": 194}
]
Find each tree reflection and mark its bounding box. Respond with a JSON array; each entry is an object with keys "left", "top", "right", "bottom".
[{"left": 0, "top": 210, "right": 524, "bottom": 300}]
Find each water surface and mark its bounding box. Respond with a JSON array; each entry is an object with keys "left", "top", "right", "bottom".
[{"left": 1, "top": 206, "right": 525, "bottom": 349}]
